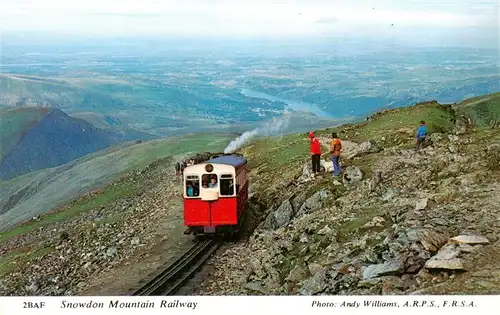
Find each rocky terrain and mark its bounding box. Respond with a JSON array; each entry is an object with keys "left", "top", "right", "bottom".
[
  {"left": 196, "top": 99, "right": 500, "bottom": 295},
  {"left": 0, "top": 153, "right": 213, "bottom": 296},
  {"left": 1, "top": 94, "right": 499, "bottom": 296}
]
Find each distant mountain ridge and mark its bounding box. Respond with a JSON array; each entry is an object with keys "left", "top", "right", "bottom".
[{"left": 0, "top": 107, "right": 155, "bottom": 180}]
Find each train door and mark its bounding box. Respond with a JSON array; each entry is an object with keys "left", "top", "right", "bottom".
[
  {"left": 210, "top": 173, "right": 237, "bottom": 225},
  {"left": 183, "top": 174, "right": 211, "bottom": 226}
]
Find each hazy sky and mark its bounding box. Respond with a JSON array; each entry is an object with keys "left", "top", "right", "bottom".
[{"left": 2, "top": 0, "right": 499, "bottom": 41}]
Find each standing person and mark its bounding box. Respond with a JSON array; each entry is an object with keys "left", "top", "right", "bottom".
[
  {"left": 309, "top": 132, "right": 321, "bottom": 176},
  {"left": 416, "top": 120, "right": 428, "bottom": 151},
  {"left": 330, "top": 132, "right": 342, "bottom": 177},
  {"left": 180, "top": 160, "right": 185, "bottom": 175},
  {"left": 175, "top": 162, "right": 180, "bottom": 176}
]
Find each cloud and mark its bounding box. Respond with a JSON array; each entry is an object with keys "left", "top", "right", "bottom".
[
  {"left": 2, "top": 0, "right": 499, "bottom": 37},
  {"left": 314, "top": 17, "right": 339, "bottom": 24}
]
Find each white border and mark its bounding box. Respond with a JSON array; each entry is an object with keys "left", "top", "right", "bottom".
[{"left": 0, "top": 296, "right": 497, "bottom": 315}]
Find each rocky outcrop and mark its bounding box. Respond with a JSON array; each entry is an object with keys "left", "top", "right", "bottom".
[
  {"left": 262, "top": 200, "right": 294, "bottom": 230},
  {"left": 262, "top": 189, "right": 332, "bottom": 230},
  {"left": 424, "top": 235, "right": 490, "bottom": 271},
  {"left": 363, "top": 259, "right": 405, "bottom": 279},
  {"left": 296, "top": 190, "right": 331, "bottom": 216},
  {"left": 342, "top": 166, "right": 363, "bottom": 185},
  {"left": 344, "top": 140, "right": 383, "bottom": 159},
  {"left": 486, "top": 144, "right": 500, "bottom": 170},
  {"left": 198, "top": 130, "right": 500, "bottom": 296}
]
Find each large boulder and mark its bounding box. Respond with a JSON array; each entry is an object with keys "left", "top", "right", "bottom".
[
  {"left": 424, "top": 244, "right": 466, "bottom": 271},
  {"left": 262, "top": 200, "right": 294, "bottom": 230},
  {"left": 299, "top": 269, "right": 328, "bottom": 295},
  {"left": 424, "top": 234, "right": 489, "bottom": 271},
  {"left": 344, "top": 140, "right": 382, "bottom": 159},
  {"left": 342, "top": 166, "right": 363, "bottom": 185},
  {"left": 406, "top": 229, "right": 449, "bottom": 253},
  {"left": 297, "top": 163, "right": 314, "bottom": 183},
  {"left": 363, "top": 258, "right": 406, "bottom": 280},
  {"left": 486, "top": 143, "right": 500, "bottom": 170},
  {"left": 296, "top": 189, "right": 331, "bottom": 217}
]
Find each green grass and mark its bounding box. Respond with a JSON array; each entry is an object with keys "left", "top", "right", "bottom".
[
  {"left": 244, "top": 133, "right": 308, "bottom": 169},
  {"left": 0, "top": 181, "right": 138, "bottom": 243},
  {"left": 454, "top": 93, "right": 500, "bottom": 127},
  {"left": 0, "top": 244, "right": 55, "bottom": 277},
  {"left": 240, "top": 133, "right": 308, "bottom": 199},
  {"left": 337, "top": 206, "right": 390, "bottom": 243},
  {"left": 0, "top": 132, "right": 233, "bottom": 233},
  {"left": 0, "top": 107, "right": 48, "bottom": 158},
  {"left": 314, "top": 102, "right": 457, "bottom": 153},
  {"left": 353, "top": 104, "right": 455, "bottom": 141}
]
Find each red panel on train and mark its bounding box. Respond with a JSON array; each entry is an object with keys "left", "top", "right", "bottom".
[
  {"left": 184, "top": 199, "right": 210, "bottom": 226},
  {"left": 210, "top": 198, "right": 238, "bottom": 225},
  {"left": 181, "top": 153, "right": 248, "bottom": 235}
]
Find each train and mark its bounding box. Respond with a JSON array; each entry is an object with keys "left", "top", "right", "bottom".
[{"left": 182, "top": 153, "right": 249, "bottom": 237}]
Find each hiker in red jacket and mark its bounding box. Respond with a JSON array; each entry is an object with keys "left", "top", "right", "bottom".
[{"left": 309, "top": 131, "right": 321, "bottom": 176}]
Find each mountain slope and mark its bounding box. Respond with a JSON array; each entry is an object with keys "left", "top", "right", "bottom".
[
  {"left": 0, "top": 107, "right": 154, "bottom": 180},
  {"left": 0, "top": 133, "right": 234, "bottom": 232},
  {"left": 0, "top": 92, "right": 499, "bottom": 296},
  {"left": 196, "top": 93, "right": 500, "bottom": 295},
  {"left": 454, "top": 92, "right": 500, "bottom": 127},
  {"left": 0, "top": 107, "right": 48, "bottom": 159}
]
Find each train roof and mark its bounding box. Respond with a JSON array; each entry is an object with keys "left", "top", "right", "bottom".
[{"left": 206, "top": 155, "right": 247, "bottom": 168}]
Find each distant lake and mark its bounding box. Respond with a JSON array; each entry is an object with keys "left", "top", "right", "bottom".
[{"left": 240, "top": 88, "right": 330, "bottom": 118}]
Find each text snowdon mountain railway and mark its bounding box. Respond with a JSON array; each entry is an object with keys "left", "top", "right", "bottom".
[{"left": 59, "top": 300, "right": 198, "bottom": 309}]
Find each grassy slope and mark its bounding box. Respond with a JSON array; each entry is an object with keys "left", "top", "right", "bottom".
[
  {"left": 0, "top": 107, "right": 48, "bottom": 159},
  {"left": 241, "top": 93, "right": 498, "bottom": 217},
  {"left": 454, "top": 92, "right": 500, "bottom": 127},
  {"left": 0, "top": 133, "right": 233, "bottom": 234}
]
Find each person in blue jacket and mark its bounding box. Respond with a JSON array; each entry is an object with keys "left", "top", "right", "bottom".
[
  {"left": 186, "top": 182, "right": 195, "bottom": 196},
  {"left": 416, "top": 120, "right": 428, "bottom": 151}
]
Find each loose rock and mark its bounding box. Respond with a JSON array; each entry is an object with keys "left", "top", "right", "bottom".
[
  {"left": 363, "top": 259, "right": 406, "bottom": 280},
  {"left": 449, "top": 235, "right": 489, "bottom": 245}
]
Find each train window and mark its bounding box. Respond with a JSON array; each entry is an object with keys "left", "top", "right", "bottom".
[
  {"left": 220, "top": 174, "right": 234, "bottom": 196},
  {"left": 185, "top": 175, "right": 200, "bottom": 197},
  {"left": 202, "top": 174, "right": 218, "bottom": 188}
]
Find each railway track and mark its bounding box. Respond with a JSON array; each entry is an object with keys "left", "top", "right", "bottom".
[{"left": 133, "top": 239, "right": 221, "bottom": 296}]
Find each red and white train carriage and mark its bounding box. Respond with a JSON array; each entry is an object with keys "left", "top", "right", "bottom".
[{"left": 183, "top": 154, "right": 249, "bottom": 236}]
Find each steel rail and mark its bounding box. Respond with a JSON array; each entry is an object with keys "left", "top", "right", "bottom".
[{"left": 132, "top": 239, "right": 220, "bottom": 296}]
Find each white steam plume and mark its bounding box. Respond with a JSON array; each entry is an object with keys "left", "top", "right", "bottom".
[{"left": 224, "top": 109, "right": 292, "bottom": 154}]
